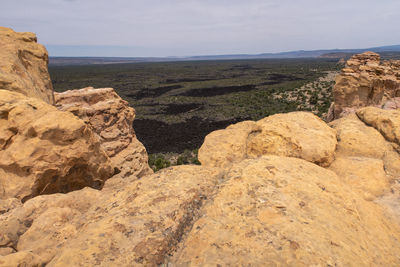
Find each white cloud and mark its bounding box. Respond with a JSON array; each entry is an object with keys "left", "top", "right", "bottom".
[{"left": 1, "top": 0, "right": 399, "bottom": 56}]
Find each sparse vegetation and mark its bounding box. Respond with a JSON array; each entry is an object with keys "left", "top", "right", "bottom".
[
  {"left": 50, "top": 58, "right": 341, "bottom": 171},
  {"left": 148, "top": 149, "right": 200, "bottom": 171}
]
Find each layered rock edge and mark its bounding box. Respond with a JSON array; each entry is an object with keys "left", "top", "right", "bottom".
[
  {"left": 54, "top": 87, "right": 152, "bottom": 179},
  {"left": 327, "top": 52, "right": 400, "bottom": 121}
]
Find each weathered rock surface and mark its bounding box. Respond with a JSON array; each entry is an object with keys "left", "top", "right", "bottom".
[
  {"left": 2, "top": 105, "right": 400, "bottom": 266},
  {"left": 2, "top": 30, "right": 400, "bottom": 266},
  {"left": 328, "top": 52, "right": 400, "bottom": 121},
  {"left": 329, "top": 113, "right": 400, "bottom": 176},
  {"left": 171, "top": 156, "right": 400, "bottom": 266},
  {"left": 0, "top": 166, "right": 223, "bottom": 266},
  {"left": 198, "top": 120, "right": 261, "bottom": 169},
  {"left": 0, "top": 27, "right": 54, "bottom": 104},
  {"left": 0, "top": 199, "right": 21, "bottom": 216},
  {"left": 0, "top": 90, "right": 114, "bottom": 201},
  {"left": 248, "top": 112, "right": 337, "bottom": 166},
  {"left": 383, "top": 97, "right": 400, "bottom": 110},
  {"left": 55, "top": 87, "right": 152, "bottom": 178},
  {"left": 329, "top": 113, "right": 388, "bottom": 159},
  {"left": 357, "top": 107, "right": 400, "bottom": 146},
  {"left": 329, "top": 157, "right": 389, "bottom": 200},
  {"left": 328, "top": 113, "right": 400, "bottom": 203},
  {"left": 199, "top": 112, "right": 337, "bottom": 168}
]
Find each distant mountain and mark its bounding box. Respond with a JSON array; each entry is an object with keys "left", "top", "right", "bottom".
[{"left": 49, "top": 45, "right": 400, "bottom": 66}]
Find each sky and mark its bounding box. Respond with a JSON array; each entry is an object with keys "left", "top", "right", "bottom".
[{"left": 1, "top": 0, "right": 400, "bottom": 57}]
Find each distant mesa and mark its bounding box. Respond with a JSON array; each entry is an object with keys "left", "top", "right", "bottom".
[{"left": 49, "top": 45, "right": 400, "bottom": 66}]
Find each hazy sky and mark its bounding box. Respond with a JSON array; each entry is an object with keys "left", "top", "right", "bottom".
[{"left": 1, "top": 0, "right": 399, "bottom": 57}]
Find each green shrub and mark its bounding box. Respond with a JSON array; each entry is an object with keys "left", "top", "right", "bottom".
[{"left": 148, "top": 154, "right": 171, "bottom": 172}]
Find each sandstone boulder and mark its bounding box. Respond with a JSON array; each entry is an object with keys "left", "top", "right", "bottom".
[
  {"left": 329, "top": 113, "right": 400, "bottom": 180},
  {"left": 328, "top": 52, "right": 400, "bottom": 121},
  {"left": 0, "top": 27, "right": 54, "bottom": 104},
  {"left": 328, "top": 113, "right": 400, "bottom": 203},
  {"left": 199, "top": 112, "right": 337, "bottom": 169},
  {"left": 198, "top": 120, "right": 260, "bottom": 169},
  {"left": 247, "top": 112, "right": 337, "bottom": 166},
  {"left": 329, "top": 114, "right": 388, "bottom": 159},
  {"left": 356, "top": 107, "right": 400, "bottom": 146},
  {"left": 0, "top": 90, "right": 114, "bottom": 201},
  {"left": 0, "top": 166, "right": 223, "bottom": 266},
  {"left": 55, "top": 87, "right": 152, "bottom": 178},
  {"left": 170, "top": 156, "right": 400, "bottom": 266}
]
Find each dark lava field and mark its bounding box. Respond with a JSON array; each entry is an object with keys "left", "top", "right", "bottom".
[{"left": 50, "top": 58, "right": 340, "bottom": 155}]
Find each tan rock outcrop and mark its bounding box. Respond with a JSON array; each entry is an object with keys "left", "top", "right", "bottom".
[
  {"left": 199, "top": 112, "right": 337, "bottom": 169},
  {"left": 328, "top": 52, "right": 400, "bottom": 121},
  {"left": 356, "top": 107, "right": 400, "bottom": 146},
  {"left": 328, "top": 113, "right": 400, "bottom": 202},
  {"left": 0, "top": 166, "right": 223, "bottom": 266},
  {"left": 330, "top": 113, "right": 400, "bottom": 177},
  {"left": 0, "top": 27, "right": 54, "bottom": 104},
  {"left": 2, "top": 104, "right": 400, "bottom": 265},
  {"left": 170, "top": 156, "right": 400, "bottom": 266},
  {"left": 329, "top": 113, "right": 388, "bottom": 159},
  {"left": 3, "top": 155, "right": 400, "bottom": 266},
  {"left": 55, "top": 87, "right": 152, "bottom": 178},
  {"left": 0, "top": 90, "right": 114, "bottom": 201},
  {"left": 248, "top": 112, "right": 337, "bottom": 166},
  {"left": 2, "top": 28, "right": 400, "bottom": 267}
]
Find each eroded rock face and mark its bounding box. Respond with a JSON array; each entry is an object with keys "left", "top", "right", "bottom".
[
  {"left": 328, "top": 52, "right": 400, "bottom": 121},
  {"left": 55, "top": 87, "right": 152, "bottom": 178},
  {"left": 0, "top": 90, "right": 114, "bottom": 201},
  {"left": 0, "top": 166, "right": 223, "bottom": 266},
  {"left": 0, "top": 27, "right": 54, "bottom": 104},
  {"left": 199, "top": 112, "right": 337, "bottom": 168}
]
